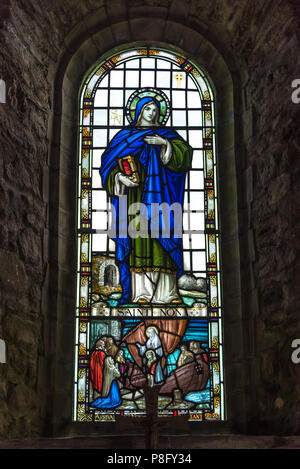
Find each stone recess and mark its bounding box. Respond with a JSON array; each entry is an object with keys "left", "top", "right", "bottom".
[{"left": 0, "top": 0, "right": 299, "bottom": 442}]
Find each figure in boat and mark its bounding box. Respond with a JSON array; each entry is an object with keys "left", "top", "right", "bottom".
[
  {"left": 136, "top": 326, "right": 164, "bottom": 385},
  {"left": 89, "top": 321, "right": 209, "bottom": 410}
]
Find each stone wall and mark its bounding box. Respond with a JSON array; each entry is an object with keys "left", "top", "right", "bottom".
[{"left": 0, "top": 0, "right": 299, "bottom": 439}]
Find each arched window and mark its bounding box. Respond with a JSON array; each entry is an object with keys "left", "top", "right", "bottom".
[{"left": 74, "top": 47, "right": 224, "bottom": 423}]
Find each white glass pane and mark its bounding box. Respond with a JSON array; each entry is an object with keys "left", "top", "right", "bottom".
[
  {"left": 125, "top": 89, "right": 136, "bottom": 101},
  {"left": 109, "top": 128, "right": 121, "bottom": 140},
  {"left": 157, "top": 59, "right": 171, "bottom": 69},
  {"left": 110, "top": 70, "right": 124, "bottom": 87},
  {"left": 141, "top": 58, "right": 155, "bottom": 69},
  {"left": 189, "top": 191, "right": 204, "bottom": 211},
  {"left": 187, "top": 91, "right": 201, "bottom": 109},
  {"left": 141, "top": 70, "right": 155, "bottom": 88},
  {"left": 183, "top": 191, "right": 189, "bottom": 210},
  {"left": 126, "top": 58, "right": 140, "bottom": 68},
  {"left": 183, "top": 251, "right": 191, "bottom": 271},
  {"left": 190, "top": 171, "right": 204, "bottom": 190},
  {"left": 188, "top": 130, "right": 202, "bottom": 148},
  {"left": 156, "top": 71, "right": 170, "bottom": 88},
  {"left": 172, "top": 63, "right": 182, "bottom": 71},
  {"left": 92, "top": 190, "right": 107, "bottom": 210},
  {"left": 93, "top": 109, "right": 108, "bottom": 126},
  {"left": 92, "top": 170, "right": 102, "bottom": 189},
  {"left": 93, "top": 129, "right": 107, "bottom": 147},
  {"left": 188, "top": 110, "right": 202, "bottom": 126},
  {"left": 92, "top": 149, "right": 104, "bottom": 168},
  {"left": 177, "top": 129, "right": 187, "bottom": 140},
  {"left": 193, "top": 272, "right": 207, "bottom": 279},
  {"left": 210, "top": 322, "right": 219, "bottom": 337},
  {"left": 183, "top": 233, "right": 190, "bottom": 250},
  {"left": 110, "top": 89, "right": 124, "bottom": 107},
  {"left": 192, "top": 251, "right": 206, "bottom": 271},
  {"left": 182, "top": 211, "right": 189, "bottom": 229},
  {"left": 172, "top": 90, "right": 186, "bottom": 108},
  {"left": 172, "top": 110, "right": 186, "bottom": 127},
  {"left": 92, "top": 233, "right": 107, "bottom": 252},
  {"left": 99, "top": 74, "right": 108, "bottom": 88},
  {"left": 190, "top": 212, "right": 204, "bottom": 231},
  {"left": 93, "top": 211, "right": 108, "bottom": 230},
  {"left": 187, "top": 76, "right": 197, "bottom": 90},
  {"left": 94, "top": 89, "right": 108, "bottom": 107},
  {"left": 191, "top": 233, "right": 205, "bottom": 250},
  {"left": 125, "top": 70, "right": 139, "bottom": 88},
  {"left": 109, "top": 238, "right": 116, "bottom": 253},
  {"left": 192, "top": 150, "right": 204, "bottom": 169}
]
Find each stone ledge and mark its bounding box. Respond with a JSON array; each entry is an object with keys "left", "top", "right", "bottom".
[{"left": 0, "top": 434, "right": 299, "bottom": 449}]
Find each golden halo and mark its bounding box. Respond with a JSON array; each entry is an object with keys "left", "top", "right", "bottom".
[
  {"left": 125, "top": 87, "right": 170, "bottom": 125},
  {"left": 145, "top": 325, "right": 159, "bottom": 337}
]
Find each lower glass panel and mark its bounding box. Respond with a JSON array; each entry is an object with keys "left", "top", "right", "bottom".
[{"left": 74, "top": 316, "right": 223, "bottom": 422}]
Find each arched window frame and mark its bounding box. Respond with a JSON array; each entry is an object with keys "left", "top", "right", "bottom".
[
  {"left": 73, "top": 46, "right": 225, "bottom": 424},
  {"left": 46, "top": 15, "right": 249, "bottom": 435}
]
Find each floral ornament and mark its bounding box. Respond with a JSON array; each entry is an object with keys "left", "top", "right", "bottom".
[{"left": 211, "top": 336, "right": 219, "bottom": 348}]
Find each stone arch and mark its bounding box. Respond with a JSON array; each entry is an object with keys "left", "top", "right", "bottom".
[{"left": 46, "top": 15, "right": 251, "bottom": 437}]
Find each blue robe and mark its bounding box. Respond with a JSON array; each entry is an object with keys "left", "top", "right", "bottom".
[{"left": 90, "top": 381, "right": 121, "bottom": 409}]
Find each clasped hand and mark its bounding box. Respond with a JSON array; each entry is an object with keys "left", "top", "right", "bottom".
[
  {"left": 144, "top": 134, "right": 167, "bottom": 146},
  {"left": 118, "top": 173, "right": 139, "bottom": 188}
]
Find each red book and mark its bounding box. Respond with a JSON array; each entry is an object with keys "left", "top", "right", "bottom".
[{"left": 118, "top": 155, "right": 140, "bottom": 183}]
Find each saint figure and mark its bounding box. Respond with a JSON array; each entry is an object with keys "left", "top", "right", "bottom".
[
  {"left": 136, "top": 325, "right": 164, "bottom": 384},
  {"left": 177, "top": 344, "right": 194, "bottom": 368}
]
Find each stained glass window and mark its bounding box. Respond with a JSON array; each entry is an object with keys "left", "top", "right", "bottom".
[{"left": 74, "top": 47, "right": 224, "bottom": 423}]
